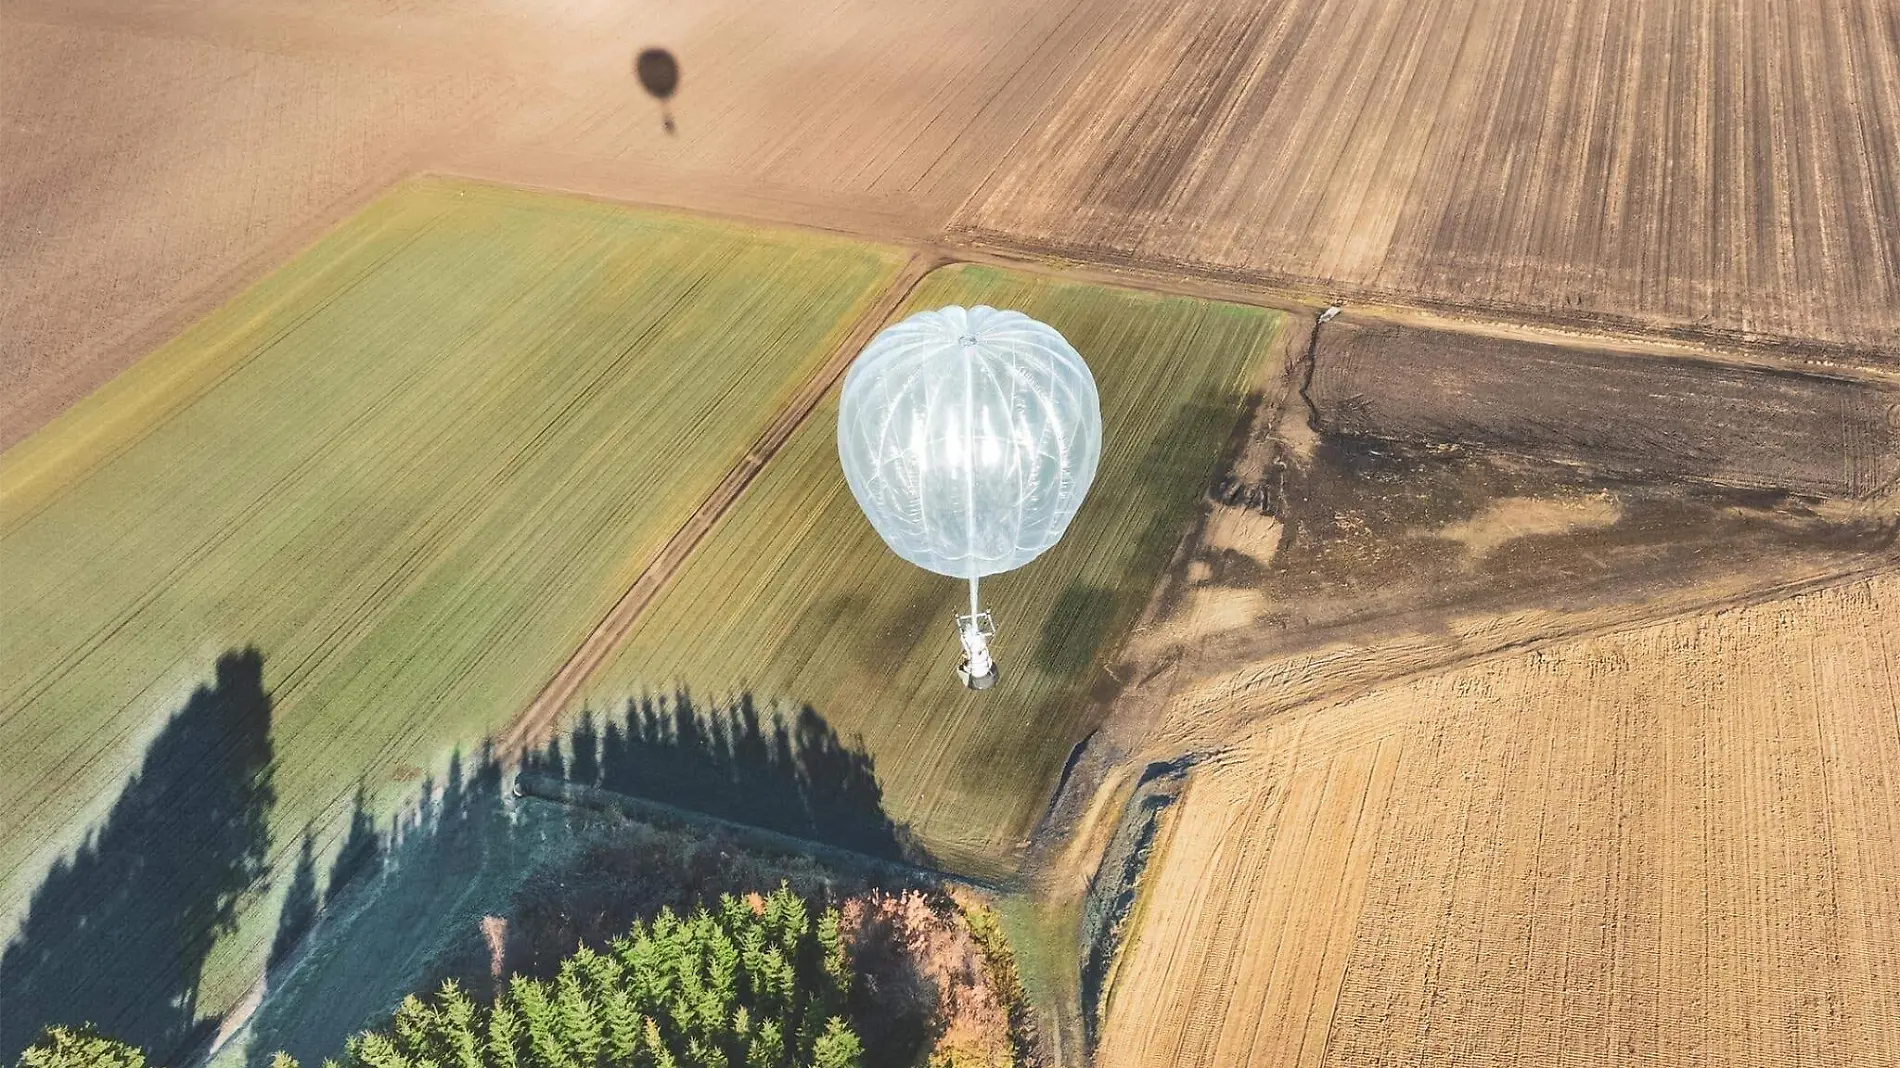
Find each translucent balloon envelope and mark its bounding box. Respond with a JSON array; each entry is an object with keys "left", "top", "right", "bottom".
[{"left": 837, "top": 304, "right": 1102, "bottom": 687}]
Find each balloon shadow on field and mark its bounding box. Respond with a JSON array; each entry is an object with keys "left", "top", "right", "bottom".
[
  {"left": 0, "top": 648, "right": 276, "bottom": 1064},
  {"left": 634, "top": 47, "right": 681, "bottom": 134}
]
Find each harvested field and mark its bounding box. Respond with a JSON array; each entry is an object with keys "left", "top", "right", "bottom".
[
  {"left": 0, "top": 8, "right": 506, "bottom": 446},
  {"left": 1098, "top": 572, "right": 1900, "bottom": 1068},
  {"left": 563, "top": 264, "right": 1285, "bottom": 878},
  {"left": 956, "top": 0, "right": 1900, "bottom": 354},
  {"left": 1, "top": 0, "right": 1118, "bottom": 443},
  {"left": 0, "top": 178, "right": 901, "bottom": 1050},
  {"left": 1309, "top": 315, "right": 1900, "bottom": 497},
  {"left": 481, "top": 0, "right": 1122, "bottom": 226},
  {"left": 16, "top": 0, "right": 1900, "bottom": 451}
]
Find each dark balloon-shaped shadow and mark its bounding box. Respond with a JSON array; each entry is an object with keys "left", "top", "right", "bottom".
[{"left": 634, "top": 47, "right": 680, "bottom": 134}]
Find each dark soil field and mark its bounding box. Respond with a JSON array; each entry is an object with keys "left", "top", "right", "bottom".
[{"left": 1308, "top": 315, "right": 1900, "bottom": 498}]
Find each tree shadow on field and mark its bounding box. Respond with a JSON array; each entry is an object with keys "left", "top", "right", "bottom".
[
  {"left": 532, "top": 690, "right": 917, "bottom": 862},
  {"left": 245, "top": 745, "right": 522, "bottom": 1068},
  {"left": 0, "top": 649, "right": 276, "bottom": 1063},
  {"left": 246, "top": 694, "right": 914, "bottom": 1066}
]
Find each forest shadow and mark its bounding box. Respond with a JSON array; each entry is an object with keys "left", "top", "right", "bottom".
[
  {"left": 246, "top": 693, "right": 914, "bottom": 1066},
  {"left": 243, "top": 745, "right": 518, "bottom": 1067},
  {"left": 529, "top": 689, "right": 915, "bottom": 861},
  {"left": 0, "top": 649, "right": 275, "bottom": 1064}
]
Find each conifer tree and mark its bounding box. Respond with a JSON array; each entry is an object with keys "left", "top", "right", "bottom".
[
  {"left": 744, "top": 1021, "right": 782, "bottom": 1068},
  {"left": 600, "top": 991, "right": 642, "bottom": 1065},
  {"left": 249, "top": 888, "right": 855, "bottom": 1068},
  {"left": 810, "top": 1018, "right": 862, "bottom": 1068},
  {"left": 486, "top": 1004, "right": 524, "bottom": 1068},
  {"left": 554, "top": 970, "right": 602, "bottom": 1068},
  {"left": 438, "top": 983, "right": 483, "bottom": 1068}
]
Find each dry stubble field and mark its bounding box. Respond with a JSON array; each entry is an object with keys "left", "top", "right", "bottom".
[
  {"left": 1099, "top": 573, "right": 1900, "bottom": 1068},
  {"left": 957, "top": 0, "right": 1900, "bottom": 353},
  {"left": 14, "top": 0, "right": 1900, "bottom": 446}
]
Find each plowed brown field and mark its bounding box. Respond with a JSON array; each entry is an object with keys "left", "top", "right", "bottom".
[
  {"left": 956, "top": 0, "right": 1900, "bottom": 354},
  {"left": 0, "top": 8, "right": 502, "bottom": 444},
  {"left": 0, "top": 0, "right": 1120, "bottom": 445},
  {"left": 1099, "top": 572, "right": 1900, "bottom": 1068},
  {"left": 16, "top": 0, "right": 1900, "bottom": 445}
]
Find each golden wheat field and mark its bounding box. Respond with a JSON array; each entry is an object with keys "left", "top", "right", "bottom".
[{"left": 1098, "top": 572, "right": 1900, "bottom": 1068}]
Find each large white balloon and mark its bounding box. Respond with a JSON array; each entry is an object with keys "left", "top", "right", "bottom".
[{"left": 837, "top": 304, "right": 1102, "bottom": 580}]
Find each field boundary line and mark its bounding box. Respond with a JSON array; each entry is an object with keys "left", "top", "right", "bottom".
[
  {"left": 498, "top": 252, "right": 944, "bottom": 759},
  {"left": 415, "top": 174, "right": 1900, "bottom": 387},
  {"left": 422, "top": 165, "right": 941, "bottom": 249},
  {"left": 941, "top": 230, "right": 1900, "bottom": 380},
  {"left": 514, "top": 772, "right": 1003, "bottom": 892},
  {"left": 1167, "top": 557, "right": 1900, "bottom": 763}
]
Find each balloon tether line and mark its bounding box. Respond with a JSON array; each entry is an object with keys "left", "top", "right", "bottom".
[{"left": 956, "top": 334, "right": 996, "bottom": 690}]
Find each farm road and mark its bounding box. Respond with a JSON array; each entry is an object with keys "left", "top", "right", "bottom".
[{"left": 498, "top": 253, "right": 943, "bottom": 760}]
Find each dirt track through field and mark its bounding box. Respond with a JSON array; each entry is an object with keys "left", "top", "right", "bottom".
[{"left": 497, "top": 252, "right": 940, "bottom": 759}]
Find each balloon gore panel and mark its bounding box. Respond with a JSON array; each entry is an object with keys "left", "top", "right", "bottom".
[{"left": 837, "top": 305, "right": 1102, "bottom": 579}]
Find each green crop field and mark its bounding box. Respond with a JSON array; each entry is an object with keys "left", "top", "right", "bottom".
[
  {"left": 565, "top": 264, "right": 1285, "bottom": 878},
  {"left": 0, "top": 178, "right": 902, "bottom": 1045}
]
